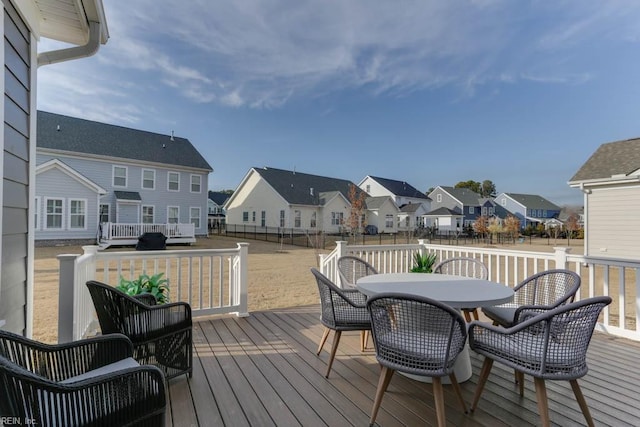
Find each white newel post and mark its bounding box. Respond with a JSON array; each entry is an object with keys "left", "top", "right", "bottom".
[
  {"left": 553, "top": 247, "right": 571, "bottom": 269},
  {"left": 235, "top": 243, "right": 250, "bottom": 317},
  {"left": 57, "top": 253, "right": 80, "bottom": 343}
]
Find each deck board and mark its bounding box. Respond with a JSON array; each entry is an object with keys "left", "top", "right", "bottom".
[{"left": 167, "top": 305, "right": 640, "bottom": 426}]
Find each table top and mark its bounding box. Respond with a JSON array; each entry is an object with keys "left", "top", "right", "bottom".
[{"left": 357, "top": 273, "right": 513, "bottom": 309}]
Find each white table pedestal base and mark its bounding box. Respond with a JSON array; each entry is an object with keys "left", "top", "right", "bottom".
[{"left": 399, "top": 345, "right": 473, "bottom": 384}]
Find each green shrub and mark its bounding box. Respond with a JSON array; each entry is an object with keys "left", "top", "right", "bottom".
[
  {"left": 411, "top": 252, "right": 437, "bottom": 273},
  {"left": 117, "top": 272, "right": 169, "bottom": 304}
]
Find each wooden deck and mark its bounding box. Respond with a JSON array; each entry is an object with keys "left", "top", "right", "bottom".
[{"left": 166, "top": 305, "right": 640, "bottom": 426}]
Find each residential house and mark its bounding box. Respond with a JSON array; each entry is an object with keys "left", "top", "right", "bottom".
[
  {"left": 494, "top": 192, "right": 561, "bottom": 230},
  {"left": 426, "top": 186, "right": 483, "bottom": 231},
  {"left": 365, "top": 196, "right": 400, "bottom": 234},
  {"left": 36, "top": 111, "right": 213, "bottom": 244},
  {"left": 0, "top": 0, "right": 109, "bottom": 336},
  {"left": 208, "top": 190, "right": 230, "bottom": 230},
  {"left": 225, "top": 167, "right": 377, "bottom": 234},
  {"left": 358, "top": 175, "right": 431, "bottom": 230},
  {"left": 569, "top": 138, "right": 640, "bottom": 259}
]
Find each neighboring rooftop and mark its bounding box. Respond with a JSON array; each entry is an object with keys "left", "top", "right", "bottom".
[
  {"left": 208, "top": 191, "right": 231, "bottom": 206},
  {"left": 502, "top": 193, "right": 560, "bottom": 210},
  {"left": 570, "top": 138, "right": 640, "bottom": 182},
  {"left": 438, "top": 186, "right": 482, "bottom": 205},
  {"left": 253, "top": 167, "right": 364, "bottom": 205},
  {"left": 37, "top": 111, "right": 213, "bottom": 171},
  {"left": 367, "top": 176, "right": 428, "bottom": 199}
]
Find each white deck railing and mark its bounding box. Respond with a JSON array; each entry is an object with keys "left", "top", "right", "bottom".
[
  {"left": 58, "top": 243, "right": 249, "bottom": 342},
  {"left": 320, "top": 240, "right": 640, "bottom": 341},
  {"left": 100, "top": 222, "right": 196, "bottom": 240}
]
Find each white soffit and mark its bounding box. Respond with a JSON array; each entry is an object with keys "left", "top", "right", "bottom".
[{"left": 33, "top": 0, "right": 108, "bottom": 45}]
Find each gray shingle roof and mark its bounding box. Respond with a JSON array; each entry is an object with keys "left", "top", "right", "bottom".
[
  {"left": 440, "top": 186, "right": 482, "bottom": 205},
  {"left": 424, "top": 207, "right": 462, "bottom": 216},
  {"left": 504, "top": 193, "right": 560, "bottom": 210},
  {"left": 114, "top": 191, "right": 141, "bottom": 201},
  {"left": 367, "top": 176, "right": 428, "bottom": 199},
  {"left": 365, "top": 196, "right": 390, "bottom": 210},
  {"left": 37, "top": 111, "right": 213, "bottom": 171},
  {"left": 400, "top": 203, "right": 421, "bottom": 213},
  {"left": 208, "top": 191, "right": 230, "bottom": 206},
  {"left": 570, "top": 138, "right": 640, "bottom": 182},
  {"left": 254, "top": 167, "right": 364, "bottom": 205}
]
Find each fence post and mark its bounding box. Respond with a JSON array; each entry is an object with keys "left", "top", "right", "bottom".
[
  {"left": 57, "top": 253, "right": 80, "bottom": 343},
  {"left": 235, "top": 242, "right": 250, "bottom": 317},
  {"left": 553, "top": 247, "right": 572, "bottom": 269}
]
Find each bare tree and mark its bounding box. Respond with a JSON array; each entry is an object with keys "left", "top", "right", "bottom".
[
  {"left": 345, "top": 184, "right": 367, "bottom": 243},
  {"left": 487, "top": 217, "right": 503, "bottom": 244},
  {"left": 473, "top": 215, "right": 489, "bottom": 244},
  {"left": 565, "top": 213, "right": 581, "bottom": 245}
]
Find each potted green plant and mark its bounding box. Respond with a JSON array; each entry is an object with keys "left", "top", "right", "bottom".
[
  {"left": 410, "top": 252, "right": 437, "bottom": 273},
  {"left": 117, "top": 272, "right": 170, "bottom": 304}
]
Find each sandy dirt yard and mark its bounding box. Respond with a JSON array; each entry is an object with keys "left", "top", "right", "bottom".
[{"left": 33, "top": 235, "right": 583, "bottom": 343}]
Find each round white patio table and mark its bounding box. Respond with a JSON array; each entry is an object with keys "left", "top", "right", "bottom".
[{"left": 357, "top": 272, "right": 513, "bottom": 383}]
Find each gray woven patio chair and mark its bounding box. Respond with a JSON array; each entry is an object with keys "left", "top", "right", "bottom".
[
  {"left": 469, "top": 296, "right": 611, "bottom": 427},
  {"left": 481, "top": 269, "right": 581, "bottom": 328},
  {"left": 0, "top": 331, "right": 166, "bottom": 426},
  {"left": 337, "top": 255, "right": 378, "bottom": 288},
  {"left": 311, "top": 268, "right": 371, "bottom": 378},
  {"left": 367, "top": 293, "right": 468, "bottom": 427},
  {"left": 433, "top": 257, "right": 488, "bottom": 322}
]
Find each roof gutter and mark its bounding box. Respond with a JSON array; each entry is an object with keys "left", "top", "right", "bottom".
[
  {"left": 37, "top": 20, "right": 102, "bottom": 68},
  {"left": 568, "top": 175, "right": 640, "bottom": 189}
]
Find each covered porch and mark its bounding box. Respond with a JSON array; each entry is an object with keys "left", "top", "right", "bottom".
[{"left": 166, "top": 305, "right": 639, "bottom": 426}]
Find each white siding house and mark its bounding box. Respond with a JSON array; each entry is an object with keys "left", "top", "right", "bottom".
[
  {"left": 569, "top": 138, "right": 640, "bottom": 259},
  {"left": 226, "top": 167, "right": 366, "bottom": 234},
  {"left": 0, "top": 0, "right": 109, "bottom": 336},
  {"left": 365, "top": 196, "right": 399, "bottom": 233},
  {"left": 35, "top": 111, "right": 213, "bottom": 244}
]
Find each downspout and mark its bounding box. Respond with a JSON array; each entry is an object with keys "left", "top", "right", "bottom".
[
  {"left": 579, "top": 183, "right": 590, "bottom": 257},
  {"left": 37, "top": 20, "right": 102, "bottom": 67}
]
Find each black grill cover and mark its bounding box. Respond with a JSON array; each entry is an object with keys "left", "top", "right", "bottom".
[{"left": 136, "top": 232, "right": 167, "bottom": 250}]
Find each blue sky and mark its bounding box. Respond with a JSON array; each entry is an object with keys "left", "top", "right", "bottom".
[{"left": 36, "top": 0, "right": 640, "bottom": 206}]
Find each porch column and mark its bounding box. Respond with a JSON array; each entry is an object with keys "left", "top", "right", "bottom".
[
  {"left": 57, "top": 253, "right": 80, "bottom": 343},
  {"left": 235, "top": 242, "right": 250, "bottom": 317},
  {"left": 553, "top": 247, "right": 572, "bottom": 269}
]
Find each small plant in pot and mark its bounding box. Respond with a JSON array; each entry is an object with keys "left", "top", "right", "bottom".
[
  {"left": 411, "top": 252, "right": 437, "bottom": 273},
  {"left": 117, "top": 272, "right": 170, "bottom": 304}
]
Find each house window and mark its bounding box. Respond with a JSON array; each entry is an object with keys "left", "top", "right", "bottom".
[
  {"left": 482, "top": 207, "right": 487, "bottom": 215},
  {"left": 242, "top": 211, "right": 249, "bottom": 222},
  {"left": 501, "top": 197, "right": 506, "bottom": 206},
  {"left": 142, "top": 169, "right": 155, "bottom": 190},
  {"left": 385, "top": 214, "right": 393, "bottom": 228},
  {"left": 252, "top": 211, "right": 256, "bottom": 222},
  {"left": 34, "top": 197, "right": 40, "bottom": 230},
  {"left": 489, "top": 207, "right": 494, "bottom": 215},
  {"left": 142, "top": 206, "right": 155, "bottom": 223},
  {"left": 331, "top": 212, "right": 343, "bottom": 226},
  {"left": 437, "top": 194, "right": 442, "bottom": 202},
  {"left": 469, "top": 206, "right": 474, "bottom": 214},
  {"left": 168, "top": 172, "right": 180, "bottom": 191},
  {"left": 113, "top": 166, "right": 127, "bottom": 187},
  {"left": 280, "top": 210, "right": 285, "bottom": 227},
  {"left": 45, "top": 198, "right": 63, "bottom": 229},
  {"left": 366, "top": 185, "right": 371, "bottom": 193},
  {"left": 294, "top": 210, "right": 301, "bottom": 228},
  {"left": 190, "top": 174, "right": 201, "bottom": 193},
  {"left": 261, "top": 211, "right": 266, "bottom": 227},
  {"left": 69, "top": 199, "right": 86, "bottom": 229},
  {"left": 310, "top": 212, "right": 316, "bottom": 228},
  {"left": 99, "top": 204, "right": 110, "bottom": 223},
  {"left": 405, "top": 217, "right": 410, "bottom": 227},
  {"left": 539, "top": 209, "right": 543, "bottom": 217},
  {"left": 190, "top": 207, "right": 201, "bottom": 228},
  {"left": 167, "top": 206, "right": 179, "bottom": 224},
  {"left": 530, "top": 209, "right": 536, "bottom": 218}
]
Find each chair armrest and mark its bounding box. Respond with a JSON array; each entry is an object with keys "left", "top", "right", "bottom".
[
  {"left": 339, "top": 288, "right": 368, "bottom": 307},
  {"left": 513, "top": 304, "right": 556, "bottom": 324},
  {"left": 149, "top": 301, "right": 192, "bottom": 318}
]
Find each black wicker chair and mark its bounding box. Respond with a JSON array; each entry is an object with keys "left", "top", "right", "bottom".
[
  {"left": 86, "top": 280, "right": 193, "bottom": 380},
  {"left": 367, "top": 293, "right": 468, "bottom": 427},
  {"left": 337, "top": 255, "right": 378, "bottom": 288},
  {"left": 310, "top": 268, "right": 371, "bottom": 378},
  {"left": 433, "top": 257, "right": 489, "bottom": 322},
  {"left": 0, "top": 331, "right": 166, "bottom": 426},
  {"left": 469, "top": 296, "right": 611, "bottom": 427}
]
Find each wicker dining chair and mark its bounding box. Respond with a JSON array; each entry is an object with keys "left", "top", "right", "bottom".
[
  {"left": 310, "top": 268, "right": 371, "bottom": 378},
  {"left": 0, "top": 331, "right": 166, "bottom": 426},
  {"left": 86, "top": 280, "right": 193, "bottom": 380},
  {"left": 367, "top": 293, "right": 468, "bottom": 427},
  {"left": 481, "top": 269, "right": 581, "bottom": 328},
  {"left": 469, "top": 296, "right": 611, "bottom": 427},
  {"left": 433, "top": 257, "right": 489, "bottom": 322},
  {"left": 337, "top": 255, "right": 378, "bottom": 288}
]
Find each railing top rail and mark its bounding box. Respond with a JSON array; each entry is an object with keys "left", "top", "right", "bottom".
[
  {"left": 345, "top": 243, "right": 422, "bottom": 251},
  {"left": 423, "top": 243, "right": 557, "bottom": 259},
  {"left": 572, "top": 254, "right": 640, "bottom": 268},
  {"left": 93, "top": 246, "right": 245, "bottom": 260}
]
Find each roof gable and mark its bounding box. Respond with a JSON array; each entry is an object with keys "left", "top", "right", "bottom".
[
  {"left": 366, "top": 176, "right": 427, "bottom": 199},
  {"left": 439, "top": 186, "right": 482, "bottom": 205},
  {"left": 254, "top": 167, "right": 364, "bottom": 205},
  {"left": 37, "top": 111, "right": 212, "bottom": 171},
  {"left": 36, "top": 159, "right": 106, "bottom": 194},
  {"left": 570, "top": 138, "right": 640, "bottom": 183}
]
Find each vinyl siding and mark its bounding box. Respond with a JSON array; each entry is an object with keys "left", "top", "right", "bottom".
[
  {"left": 1, "top": 0, "right": 30, "bottom": 335},
  {"left": 586, "top": 185, "right": 640, "bottom": 259},
  {"left": 226, "top": 171, "right": 289, "bottom": 227},
  {"left": 35, "top": 153, "right": 209, "bottom": 235}
]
